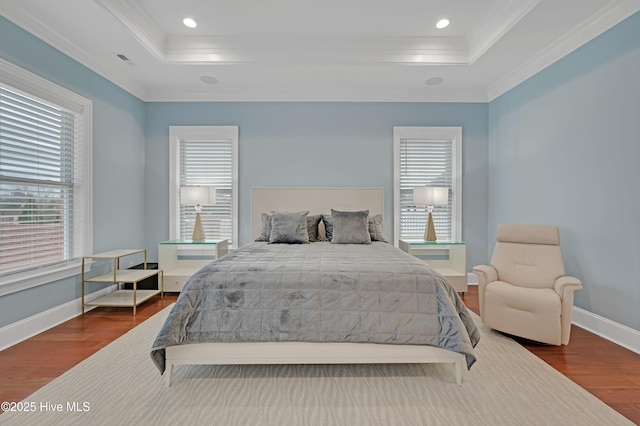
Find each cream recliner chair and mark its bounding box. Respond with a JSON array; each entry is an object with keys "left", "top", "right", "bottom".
[{"left": 473, "top": 224, "right": 582, "bottom": 345}]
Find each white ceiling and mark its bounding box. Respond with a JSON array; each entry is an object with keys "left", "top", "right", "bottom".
[{"left": 1, "top": 0, "right": 638, "bottom": 102}]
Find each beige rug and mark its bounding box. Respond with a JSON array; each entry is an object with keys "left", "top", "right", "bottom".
[{"left": 0, "top": 305, "right": 633, "bottom": 425}]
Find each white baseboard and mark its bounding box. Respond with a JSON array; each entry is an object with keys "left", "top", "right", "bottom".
[
  {"left": 571, "top": 307, "right": 640, "bottom": 355},
  {"left": 0, "top": 285, "right": 115, "bottom": 351}
]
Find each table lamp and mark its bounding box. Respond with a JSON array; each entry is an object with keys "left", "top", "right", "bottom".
[
  {"left": 413, "top": 186, "right": 448, "bottom": 241},
  {"left": 180, "top": 186, "right": 216, "bottom": 241}
]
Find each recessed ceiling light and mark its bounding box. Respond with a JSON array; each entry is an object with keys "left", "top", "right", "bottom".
[
  {"left": 436, "top": 18, "right": 450, "bottom": 29},
  {"left": 183, "top": 17, "right": 197, "bottom": 28},
  {"left": 425, "top": 77, "right": 444, "bottom": 86},
  {"left": 200, "top": 75, "right": 218, "bottom": 85}
]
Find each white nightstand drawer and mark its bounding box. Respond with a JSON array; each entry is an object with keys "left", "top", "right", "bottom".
[{"left": 163, "top": 274, "right": 191, "bottom": 292}]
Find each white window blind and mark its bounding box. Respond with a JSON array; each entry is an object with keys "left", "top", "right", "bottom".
[
  {"left": 170, "top": 126, "right": 238, "bottom": 247},
  {"left": 179, "top": 138, "right": 233, "bottom": 242},
  {"left": 393, "top": 127, "right": 462, "bottom": 243},
  {"left": 0, "top": 85, "right": 83, "bottom": 276}
]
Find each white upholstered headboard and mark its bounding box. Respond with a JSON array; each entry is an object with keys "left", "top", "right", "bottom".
[{"left": 251, "top": 187, "right": 384, "bottom": 240}]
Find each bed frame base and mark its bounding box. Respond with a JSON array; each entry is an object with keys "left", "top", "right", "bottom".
[{"left": 165, "top": 342, "right": 464, "bottom": 387}]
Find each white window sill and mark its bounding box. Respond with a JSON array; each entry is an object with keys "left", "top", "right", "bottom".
[{"left": 0, "top": 260, "right": 85, "bottom": 297}]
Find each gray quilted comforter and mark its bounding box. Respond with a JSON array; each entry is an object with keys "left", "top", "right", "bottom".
[{"left": 151, "top": 242, "right": 480, "bottom": 373}]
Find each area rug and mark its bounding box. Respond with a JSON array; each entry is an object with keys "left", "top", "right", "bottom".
[{"left": 0, "top": 305, "right": 632, "bottom": 425}]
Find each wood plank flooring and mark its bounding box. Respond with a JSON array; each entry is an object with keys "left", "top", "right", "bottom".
[{"left": 1, "top": 287, "right": 638, "bottom": 424}]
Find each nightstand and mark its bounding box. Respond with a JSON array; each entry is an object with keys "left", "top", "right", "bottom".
[
  {"left": 158, "top": 240, "right": 229, "bottom": 292},
  {"left": 399, "top": 240, "right": 468, "bottom": 293}
]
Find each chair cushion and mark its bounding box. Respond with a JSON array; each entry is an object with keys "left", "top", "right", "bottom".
[
  {"left": 491, "top": 242, "right": 565, "bottom": 289},
  {"left": 484, "top": 281, "right": 562, "bottom": 345}
]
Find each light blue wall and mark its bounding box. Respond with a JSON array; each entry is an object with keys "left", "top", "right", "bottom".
[
  {"left": 144, "top": 102, "right": 489, "bottom": 267},
  {"left": 488, "top": 12, "right": 640, "bottom": 330},
  {"left": 0, "top": 16, "right": 147, "bottom": 327}
]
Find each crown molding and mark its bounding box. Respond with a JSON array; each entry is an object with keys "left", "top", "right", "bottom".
[
  {"left": 144, "top": 85, "right": 490, "bottom": 103},
  {"left": 487, "top": 0, "right": 640, "bottom": 101},
  {"left": 466, "top": 0, "right": 541, "bottom": 64},
  {"left": 92, "top": 0, "right": 166, "bottom": 60}
]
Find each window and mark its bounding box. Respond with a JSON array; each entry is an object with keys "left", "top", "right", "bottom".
[
  {"left": 0, "top": 58, "right": 92, "bottom": 293},
  {"left": 169, "top": 126, "right": 238, "bottom": 247},
  {"left": 393, "top": 126, "right": 462, "bottom": 244}
]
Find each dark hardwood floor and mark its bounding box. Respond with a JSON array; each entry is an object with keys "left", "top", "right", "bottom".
[{"left": 1, "top": 287, "right": 638, "bottom": 423}]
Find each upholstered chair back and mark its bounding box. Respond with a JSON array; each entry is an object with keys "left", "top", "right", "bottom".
[{"left": 490, "top": 224, "right": 566, "bottom": 289}]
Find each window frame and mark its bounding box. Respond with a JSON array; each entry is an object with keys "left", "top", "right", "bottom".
[
  {"left": 0, "top": 58, "right": 93, "bottom": 296},
  {"left": 393, "top": 126, "right": 462, "bottom": 245},
  {"left": 169, "top": 126, "right": 238, "bottom": 247}
]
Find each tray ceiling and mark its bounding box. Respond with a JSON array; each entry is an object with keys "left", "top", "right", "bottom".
[{"left": 0, "top": 0, "right": 638, "bottom": 101}]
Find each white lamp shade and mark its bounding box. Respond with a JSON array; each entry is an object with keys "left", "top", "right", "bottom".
[
  {"left": 180, "top": 186, "right": 216, "bottom": 205},
  {"left": 413, "top": 186, "right": 448, "bottom": 206}
]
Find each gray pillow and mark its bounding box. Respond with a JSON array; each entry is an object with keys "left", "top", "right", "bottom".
[
  {"left": 255, "top": 212, "right": 272, "bottom": 242},
  {"left": 257, "top": 212, "right": 321, "bottom": 242},
  {"left": 330, "top": 209, "right": 371, "bottom": 244},
  {"left": 368, "top": 214, "right": 387, "bottom": 242},
  {"left": 307, "top": 214, "right": 322, "bottom": 242},
  {"left": 269, "top": 211, "right": 310, "bottom": 244},
  {"left": 321, "top": 214, "right": 333, "bottom": 241}
]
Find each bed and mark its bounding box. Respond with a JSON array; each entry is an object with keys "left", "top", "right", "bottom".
[{"left": 151, "top": 187, "right": 480, "bottom": 386}]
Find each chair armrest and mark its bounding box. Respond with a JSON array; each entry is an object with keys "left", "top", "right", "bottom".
[
  {"left": 554, "top": 276, "right": 583, "bottom": 297},
  {"left": 472, "top": 265, "right": 497, "bottom": 284},
  {"left": 554, "top": 275, "right": 583, "bottom": 345},
  {"left": 472, "top": 265, "right": 497, "bottom": 318}
]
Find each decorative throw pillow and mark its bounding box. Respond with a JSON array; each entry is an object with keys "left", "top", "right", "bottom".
[
  {"left": 307, "top": 214, "right": 322, "bottom": 242},
  {"left": 368, "top": 214, "right": 387, "bottom": 242},
  {"left": 255, "top": 212, "right": 272, "bottom": 242},
  {"left": 269, "top": 211, "right": 310, "bottom": 244},
  {"left": 321, "top": 214, "right": 333, "bottom": 241},
  {"left": 330, "top": 209, "right": 371, "bottom": 244}
]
